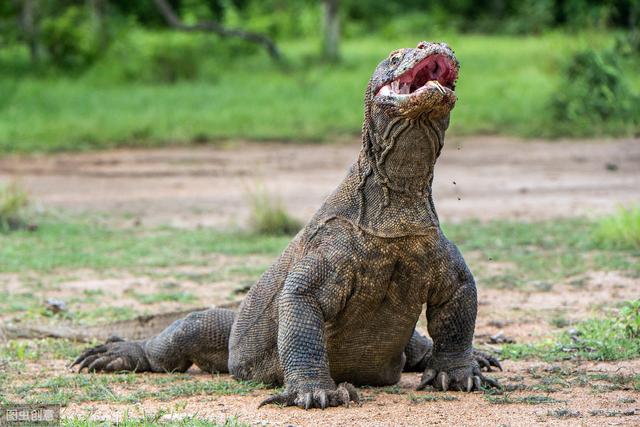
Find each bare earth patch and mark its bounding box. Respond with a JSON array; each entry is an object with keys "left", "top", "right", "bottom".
[
  {"left": 1, "top": 136, "right": 638, "bottom": 227},
  {"left": 56, "top": 361, "right": 640, "bottom": 426}
]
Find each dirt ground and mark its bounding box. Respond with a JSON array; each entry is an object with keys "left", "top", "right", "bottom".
[
  {"left": 2, "top": 136, "right": 639, "bottom": 227},
  {"left": 1, "top": 136, "right": 639, "bottom": 426}
]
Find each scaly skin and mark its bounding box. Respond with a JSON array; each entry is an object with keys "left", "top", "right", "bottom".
[{"left": 72, "top": 41, "right": 501, "bottom": 409}]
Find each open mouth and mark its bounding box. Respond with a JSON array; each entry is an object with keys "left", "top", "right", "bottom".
[{"left": 376, "top": 53, "right": 458, "bottom": 97}]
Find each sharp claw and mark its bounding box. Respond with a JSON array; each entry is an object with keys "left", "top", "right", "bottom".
[
  {"left": 491, "top": 357, "right": 503, "bottom": 371},
  {"left": 437, "top": 372, "right": 450, "bottom": 392},
  {"left": 70, "top": 346, "right": 104, "bottom": 369},
  {"left": 258, "top": 393, "right": 289, "bottom": 408},
  {"left": 77, "top": 354, "right": 101, "bottom": 372},
  {"left": 476, "top": 356, "right": 491, "bottom": 372},
  {"left": 481, "top": 375, "right": 501, "bottom": 389},
  {"left": 417, "top": 368, "right": 436, "bottom": 390},
  {"left": 315, "top": 390, "right": 328, "bottom": 409},
  {"left": 473, "top": 376, "right": 482, "bottom": 390},
  {"left": 88, "top": 356, "right": 110, "bottom": 373},
  {"left": 105, "top": 357, "right": 125, "bottom": 372},
  {"left": 466, "top": 377, "right": 473, "bottom": 392},
  {"left": 303, "top": 392, "right": 313, "bottom": 410},
  {"left": 338, "top": 382, "right": 359, "bottom": 405}
]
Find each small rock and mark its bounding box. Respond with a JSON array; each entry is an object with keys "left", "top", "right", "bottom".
[
  {"left": 568, "top": 328, "right": 581, "bottom": 339},
  {"left": 489, "top": 331, "right": 515, "bottom": 344},
  {"left": 605, "top": 163, "right": 619, "bottom": 171},
  {"left": 488, "top": 320, "right": 506, "bottom": 328},
  {"left": 44, "top": 299, "right": 67, "bottom": 314}
]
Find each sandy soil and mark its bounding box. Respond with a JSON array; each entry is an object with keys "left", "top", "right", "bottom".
[
  {"left": 55, "top": 358, "right": 640, "bottom": 427},
  {"left": 1, "top": 136, "right": 639, "bottom": 227}
]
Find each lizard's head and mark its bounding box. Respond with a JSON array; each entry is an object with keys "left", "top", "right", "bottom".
[{"left": 369, "top": 41, "right": 459, "bottom": 119}]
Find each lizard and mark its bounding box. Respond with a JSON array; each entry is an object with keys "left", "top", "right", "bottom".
[{"left": 71, "top": 41, "right": 501, "bottom": 409}]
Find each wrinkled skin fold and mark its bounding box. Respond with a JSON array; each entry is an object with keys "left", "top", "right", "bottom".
[{"left": 71, "top": 41, "right": 501, "bottom": 410}]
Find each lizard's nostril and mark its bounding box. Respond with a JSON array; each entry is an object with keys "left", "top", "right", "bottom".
[{"left": 417, "top": 41, "right": 429, "bottom": 49}]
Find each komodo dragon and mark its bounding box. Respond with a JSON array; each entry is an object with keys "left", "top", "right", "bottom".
[{"left": 71, "top": 41, "right": 501, "bottom": 409}]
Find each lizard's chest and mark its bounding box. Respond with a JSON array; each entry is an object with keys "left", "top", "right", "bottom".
[{"left": 328, "top": 236, "right": 429, "bottom": 331}]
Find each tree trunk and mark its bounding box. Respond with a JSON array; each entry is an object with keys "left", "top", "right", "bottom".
[
  {"left": 322, "top": 0, "right": 340, "bottom": 62},
  {"left": 88, "top": 0, "right": 109, "bottom": 49},
  {"left": 19, "top": 0, "right": 39, "bottom": 63}
]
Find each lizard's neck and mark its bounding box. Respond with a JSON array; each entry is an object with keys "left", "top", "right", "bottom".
[
  {"left": 313, "top": 114, "right": 448, "bottom": 238},
  {"left": 355, "top": 114, "right": 447, "bottom": 234},
  {"left": 360, "top": 113, "right": 445, "bottom": 200}
]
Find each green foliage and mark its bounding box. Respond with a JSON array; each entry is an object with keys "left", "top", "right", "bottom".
[
  {"left": 248, "top": 188, "right": 301, "bottom": 236},
  {"left": 2, "top": 32, "right": 636, "bottom": 153},
  {"left": 619, "top": 300, "right": 640, "bottom": 338},
  {"left": 230, "top": 0, "right": 321, "bottom": 39},
  {"left": 40, "top": 6, "right": 104, "bottom": 70},
  {"left": 593, "top": 205, "right": 640, "bottom": 250},
  {"left": 549, "top": 46, "right": 640, "bottom": 136},
  {"left": 0, "top": 181, "right": 30, "bottom": 231},
  {"left": 503, "top": 300, "right": 640, "bottom": 361},
  {"left": 89, "top": 29, "right": 258, "bottom": 84},
  {"left": 505, "top": 0, "right": 555, "bottom": 34},
  {"left": 343, "top": 0, "right": 638, "bottom": 34}
]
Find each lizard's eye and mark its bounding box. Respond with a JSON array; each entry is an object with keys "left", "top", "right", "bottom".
[{"left": 389, "top": 52, "right": 402, "bottom": 66}]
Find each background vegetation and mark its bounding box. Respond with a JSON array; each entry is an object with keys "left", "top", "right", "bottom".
[{"left": 0, "top": 0, "right": 638, "bottom": 153}]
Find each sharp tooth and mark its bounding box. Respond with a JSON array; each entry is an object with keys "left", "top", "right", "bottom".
[
  {"left": 391, "top": 80, "right": 400, "bottom": 93},
  {"left": 378, "top": 85, "right": 391, "bottom": 96},
  {"left": 433, "top": 81, "right": 446, "bottom": 94},
  {"left": 400, "top": 82, "right": 410, "bottom": 94}
]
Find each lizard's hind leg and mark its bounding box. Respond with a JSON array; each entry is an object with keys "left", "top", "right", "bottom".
[{"left": 71, "top": 308, "right": 235, "bottom": 374}]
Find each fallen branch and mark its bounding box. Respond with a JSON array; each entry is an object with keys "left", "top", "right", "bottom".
[{"left": 153, "top": 0, "right": 282, "bottom": 61}]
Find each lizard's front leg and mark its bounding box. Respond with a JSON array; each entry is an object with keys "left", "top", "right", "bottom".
[
  {"left": 418, "top": 242, "right": 499, "bottom": 392},
  {"left": 259, "top": 254, "right": 358, "bottom": 409}
]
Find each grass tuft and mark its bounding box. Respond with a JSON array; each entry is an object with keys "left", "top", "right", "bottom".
[
  {"left": 247, "top": 188, "right": 301, "bottom": 236},
  {"left": 593, "top": 205, "right": 640, "bottom": 250},
  {"left": 0, "top": 181, "right": 32, "bottom": 232},
  {"left": 408, "top": 393, "right": 459, "bottom": 403},
  {"left": 503, "top": 300, "right": 640, "bottom": 362}
]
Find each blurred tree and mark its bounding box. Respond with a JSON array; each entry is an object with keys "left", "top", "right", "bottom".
[
  {"left": 17, "top": 0, "right": 40, "bottom": 62},
  {"left": 322, "top": 0, "right": 340, "bottom": 62},
  {"left": 153, "top": 0, "right": 282, "bottom": 60},
  {"left": 87, "top": 0, "right": 108, "bottom": 49}
]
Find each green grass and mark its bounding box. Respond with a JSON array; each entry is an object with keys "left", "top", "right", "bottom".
[
  {"left": 593, "top": 205, "right": 640, "bottom": 250},
  {"left": 0, "top": 31, "right": 637, "bottom": 154},
  {"left": 503, "top": 300, "right": 640, "bottom": 362},
  {"left": 442, "top": 218, "right": 640, "bottom": 288},
  {"left": 484, "top": 394, "right": 561, "bottom": 405},
  {"left": 247, "top": 187, "right": 302, "bottom": 236},
  {"left": 0, "top": 181, "right": 31, "bottom": 231},
  {"left": 62, "top": 414, "right": 249, "bottom": 427},
  {"left": 408, "top": 393, "right": 459, "bottom": 403},
  {"left": 0, "top": 218, "right": 289, "bottom": 273},
  {"left": 0, "top": 335, "right": 266, "bottom": 405},
  {"left": 1, "top": 216, "right": 637, "bottom": 279}
]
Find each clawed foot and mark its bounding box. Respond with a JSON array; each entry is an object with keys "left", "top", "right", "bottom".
[
  {"left": 473, "top": 349, "right": 502, "bottom": 372},
  {"left": 70, "top": 336, "right": 151, "bottom": 373},
  {"left": 259, "top": 382, "right": 359, "bottom": 410},
  {"left": 417, "top": 364, "right": 500, "bottom": 392}
]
